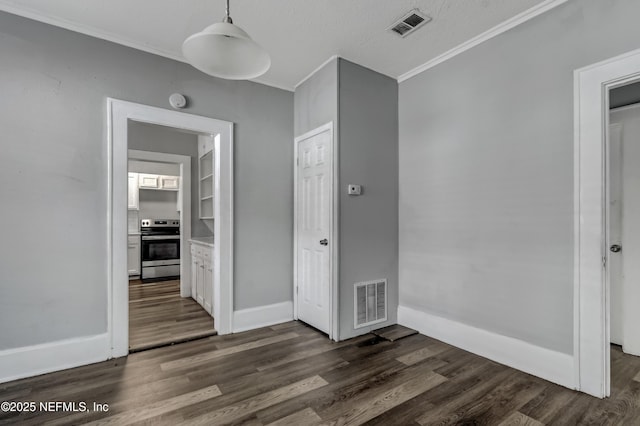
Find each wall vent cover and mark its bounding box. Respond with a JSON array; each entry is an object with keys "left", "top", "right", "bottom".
[
  {"left": 354, "top": 279, "right": 387, "bottom": 329},
  {"left": 388, "top": 9, "right": 432, "bottom": 38}
]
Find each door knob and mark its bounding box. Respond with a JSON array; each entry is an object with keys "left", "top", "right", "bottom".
[
  {"left": 319, "top": 239, "right": 328, "bottom": 246},
  {"left": 610, "top": 244, "right": 622, "bottom": 253}
]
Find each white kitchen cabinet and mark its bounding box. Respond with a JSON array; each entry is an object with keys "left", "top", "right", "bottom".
[
  {"left": 161, "top": 175, "right": 179, "bottom": 190},
  {"left": 190, "top": 241, "right": 214, "bottom": 316},
  {"left": 196, "top": 258, "right": 205, "bottom": 307},
  {"left": 203, "top": 259, "right": 213, "bottom": 314},
  {"left": 127, "top": 235, "right": 141, "bottom": 276},
  {"left": 127, "top": 173, "right": 139, "bottom": 210},
  {"left": 138, "top": 173, "right": 180, "bottom": 191},
  {"left": 190, "top": 250, "right": 198, "bottom": 300},
  {"left": 138, "top": 173, "right": 160, "bottom": 189}
]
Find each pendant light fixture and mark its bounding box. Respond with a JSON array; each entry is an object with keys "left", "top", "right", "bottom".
[{"left": 182, "top": 0, "right": 271, "bottom": 80}]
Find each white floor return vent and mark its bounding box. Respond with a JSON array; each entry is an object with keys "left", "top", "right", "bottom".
[{"left": 354, "top": 279, "right": 387, "bottom": 329}]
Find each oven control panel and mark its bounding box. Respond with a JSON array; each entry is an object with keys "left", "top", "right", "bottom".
[{"left": 141, "top": 219, "right": 180, "bottom": 228}]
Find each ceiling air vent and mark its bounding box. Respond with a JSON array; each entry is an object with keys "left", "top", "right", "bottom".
[{"left": 389, "top": 9, "right": 432, "bottom": 38}]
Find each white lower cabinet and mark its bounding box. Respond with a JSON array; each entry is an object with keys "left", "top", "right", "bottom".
[
  {"left": 190, "top": 242, "right": 213, "bottom": 315},
  {"left": 203, "top": 259, "right": 213, "bottom": 314},
  {"left": 127, "top": 235, "right": 141, "bottom": 276}
]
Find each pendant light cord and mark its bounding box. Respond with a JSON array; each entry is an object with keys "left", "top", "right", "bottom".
[{"left": 223, "top": 0, "right": 233, "bottom": 23}]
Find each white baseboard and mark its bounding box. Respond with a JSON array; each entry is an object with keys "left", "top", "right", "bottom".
[
  {"left": 233, "top": 301, "right": 293, "bottom": 333},
  {"left": 0, "top": 333, "right": 111, "bottom": 384},
  {"left": 398, "top": 305, "right": 575, "bottom": 389}
]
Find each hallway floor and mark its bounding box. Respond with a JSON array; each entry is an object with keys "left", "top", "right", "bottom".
[{"left": 129, "top": 279, "right": 216, "bottom": 352}]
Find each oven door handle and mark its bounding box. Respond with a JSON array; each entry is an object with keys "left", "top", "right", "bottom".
[{"left": 141, "top": 235, "right": 181, "bottom": 241}]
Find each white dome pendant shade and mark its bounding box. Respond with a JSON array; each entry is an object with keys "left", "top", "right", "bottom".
[{"left": 182, "top": 0, "right": 270, "bottom": 80}]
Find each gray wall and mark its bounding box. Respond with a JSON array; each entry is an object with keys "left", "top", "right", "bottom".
[
  {"left": 398, "top": 0, "right": 640, "bottom": 354},
  {"left": 128, "top": 123, "right": 210, "bottom": 238},
  {"left": 294, "top": 58, "right": 399, "bottom": 341},
  {"left": 0, "top": 11, "right": 293, "bottom": 351},
  {"left": 337, "top": 59, "right": 399, "bottom": 340},
  {"left": 294, "top": 59, "right": 338, "bottom": 137},
  {"left": 611, "top": 80, "right": 640, "bottom": 109}
]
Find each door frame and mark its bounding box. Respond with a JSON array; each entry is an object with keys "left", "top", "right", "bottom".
[
  {"left": 128, "top": 149, "right": 192, "bottom": 297},
  {"left": 293, "top": 122, "right": 339, "bottom": 340},
  {"left": 107, "top": 98, "right": 234, "bottom": 358},
  {"left": 574, "top": 47, "right": 640, "bottom": 397}
]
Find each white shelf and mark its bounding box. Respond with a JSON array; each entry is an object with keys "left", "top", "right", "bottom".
[{"left": 198, "top": 137, "right": 215, "bottom": 220}]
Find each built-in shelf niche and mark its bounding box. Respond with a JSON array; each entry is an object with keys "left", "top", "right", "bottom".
[{"left": 198, "top": 136, "right": 215, "bottom": 220}]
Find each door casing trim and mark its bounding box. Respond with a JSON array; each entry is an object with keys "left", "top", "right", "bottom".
[
  {"left": 574, "top": 47, "right": 640, "bottom": 398},
  {"left": 107, "top": 98, "right": 234, "bottom": 357}
]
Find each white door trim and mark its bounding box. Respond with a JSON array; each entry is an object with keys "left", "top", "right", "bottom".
[
  {"left": 128, "top": 149, "right": 192, "bottom": 297},
  {"left": 574, "top": 47, "right": 640, "bottom": 398},
  {"left": 293, "top": 122, "right": 339, "bottom": 340},
  {"left": 107, "top": 98, "right": 234, "bottom": 358}
]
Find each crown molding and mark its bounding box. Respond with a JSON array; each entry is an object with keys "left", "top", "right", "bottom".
[
  {"left": 294, "top": 55, "right": 340, "bottom": 90},
  {"left": 398, "top": 0, "right": 570, "bottom": 83}
]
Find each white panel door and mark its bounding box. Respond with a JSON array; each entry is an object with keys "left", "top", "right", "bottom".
[
  {"left": 608, "top": 123, "right": 623, "bottom": 345},
  {"left": 610, "top": 106, "right": 640, "bottom": 355},
  {"left": 618, "top": 108, "right": 640, "bottom": 355},
  {"left": 296, "top": 128, "right": 332, "bottom": 333}
]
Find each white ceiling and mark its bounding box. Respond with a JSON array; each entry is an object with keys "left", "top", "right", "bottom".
[{"left": 0, "top": 0, "right": 554, "bottom": 91}]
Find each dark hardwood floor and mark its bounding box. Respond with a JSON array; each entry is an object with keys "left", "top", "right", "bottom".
[
  {"left": 1, "top": 321, "right": 640, "bottom": 425},
  {"left": 129, "top": 280, "right": 217, "bottom": 352}
]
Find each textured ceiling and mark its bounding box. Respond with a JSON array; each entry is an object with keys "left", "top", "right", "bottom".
[{"left": 0, "top": 0, "right": 552, "bottom": 90}]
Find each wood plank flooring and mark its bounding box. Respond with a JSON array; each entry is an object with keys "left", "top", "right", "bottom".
[
  {"left": 129, "top": 280, "right": 217, "bottom": 352},
  {"left": 2, "top": 322, "right": 640, "bottom": 425}
]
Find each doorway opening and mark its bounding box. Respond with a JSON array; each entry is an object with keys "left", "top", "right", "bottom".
[
  {"left": 126, "top": 141, "right": 217, "bottom": 352},
  {"left": 107, "top": 99, "right": 234, "bottom": 359},
  {"left": 574, "top": 48, "right": 640, "bottom": 398}
]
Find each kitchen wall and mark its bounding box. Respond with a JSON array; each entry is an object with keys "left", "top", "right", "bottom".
[
  {"left": 294, "top": 58, "right": 399, "bottom": 341},
  {"left": 398, "top": 0, "right": 640, "bottom": 355},
  {"left": 138, "top": 190, "right": 179, "bottom": 223},
  {"left": 128, "top": 123, "right": 209, "bottom": 237},
  {"left": 128, "top": 160, "right": 180, "bottom": 176},
  {"left": 0, "top": 10, "right": 293, "bottom": 353}
]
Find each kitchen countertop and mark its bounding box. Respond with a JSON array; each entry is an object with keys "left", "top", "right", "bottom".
[{"left": 189, "top": 236, "right": 214, "bottom": 247}]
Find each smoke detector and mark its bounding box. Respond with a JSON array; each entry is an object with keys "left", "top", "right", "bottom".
[{"left": 388, "top": 9, "right": 432, "bottom": 38}]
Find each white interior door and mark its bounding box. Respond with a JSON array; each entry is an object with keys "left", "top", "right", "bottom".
[
  {"left": 608, "top": 123, "right": 623, "bottom": 346},
  {"left": 295, "top": 126, "right": 332, "bottom": 334},
  {"left": 610, "top": 105, "right": 640, "bottom": 355}
]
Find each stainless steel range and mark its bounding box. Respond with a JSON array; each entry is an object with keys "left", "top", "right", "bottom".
[{"left": 140, "top": 219, "right": 180, "bottom": 282}]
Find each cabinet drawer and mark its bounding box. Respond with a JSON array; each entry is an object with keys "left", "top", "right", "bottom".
[{"left": 128, "top": 235, "right": 140, "bottom": 245}]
